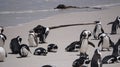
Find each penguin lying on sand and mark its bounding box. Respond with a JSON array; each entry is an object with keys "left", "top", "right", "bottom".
[
  {"left": 34, "top": 47, "right": 47, "bottom": 56},
  {"left": 72, "top": 55, "right": 90, "bottom": 67},
  {"left": 47, "top": 44, "right": 58, "bottom": 52},
  {"left": 98, "top": 33, "right": 114, "bottom": 51},
  {"left": 65, "top": 41, "right": 80, "bottom": 52}
]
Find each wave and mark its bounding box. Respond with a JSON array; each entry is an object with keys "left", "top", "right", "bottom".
[{"left": 0, "top": 9, "right": 59, "bottom": 14}]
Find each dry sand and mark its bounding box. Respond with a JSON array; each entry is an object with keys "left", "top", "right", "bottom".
[{"left": 0, "top": 6, "right": 120, "bottom": 67}]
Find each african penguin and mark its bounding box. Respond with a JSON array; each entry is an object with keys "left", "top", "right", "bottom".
[
  {"left": 107, "top": 16, "right": 120, "bottom": 34},
  {"left": 72, "top": 55, "right": 90, "bottom": 67},
  {"left": 19, "top": 44, "right": 31, "bottom": 57},
  {"left": 10, "top": 36, "right": 22, "bottom": 54},
  {"left": 47, "top": 44, "right": 58, "bottom": 52},
  {"left": 102, "top": 55, "right": 117, "bottom": 64},
  {"left": 34, "top": 47, "right": 47, "bottom": 56},
  {"left": 28, "top": 30, "right": 38, "bottom": 47},
  {"left": 93, "top": 21, "right": 104, "bottom": 39},
  {"left": 91, "top": 49, "right": 102, "bottom": 67},
  {"left": 65, "top": 41, "right": 80, "bottom": 52},
  {"left": 98, "top": 33, "right": 114, "bottom": 51},
  {"left": 79, "top": 30, "right": 95, "bottom": 57},
  {"left": 0, "top": 47, "right": 7, "bottom": 62}
]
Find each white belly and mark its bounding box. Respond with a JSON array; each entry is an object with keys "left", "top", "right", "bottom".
[
  {"left": 0, "top": 47, "right": 6, "bottom": 62},
  {"left": 80, "top": 39, "right": 88, "bottom": 53},
  {"left": 102, "top": 37, "right": 110, "bottom": 48},
  {"left": 28, "top": 35, "right": 37, "bottom": 47}
]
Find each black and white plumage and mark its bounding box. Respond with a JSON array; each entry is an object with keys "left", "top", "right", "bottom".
[
  {"left": 93, "top": 21, "right": 104, "bottom": 39},
  {"left": 0, "top": 47, "right": 7, "bottom": 62},
  {"left": 102, "top": 55, "right": 117, "bottom": 64},
  {"left": 19, "top": 44, "right": 31, "bottom": 57},
  {"left": 79, "top": 30, "right": 95, "bottom": 57},
  {"left": 91, "top": 49, "right": 102, "bottom": 67},
  {"left": 47, "top": 44, "right": 58, "bottom": 52},
  {"left": 65, "top": 41, "right": 80, "bottom": 52},
  {"left": 10, "top": 36, "right": 22, "bottom": 54},
  {"left": 34, "top": 47, "right": 47, "bottom": 56},
  {"left": 107, "top": 16, "right": 120, "bottom": 34},
  {"left": 98, "top": 33, "right": 114, "bottom": 51},
  {"left": 0, "top": 33, "right": 7, "bottom": 47},
  {"left": 33, "top": 25, "right": 49, "bottom": 43},
  {"left": 72, "top": 55, "right": 90, "bottom": 67},
  {"left": 28, "top": 30, "right": 38, "bottom": 47}
]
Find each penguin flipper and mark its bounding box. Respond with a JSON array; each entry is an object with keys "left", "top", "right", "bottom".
[
  {"left": 109, "top": 38, "right": 114, "bottom": 47},
  {"left": 107, "top": 22, "right": 114, "bottom": 25},
  {"left": 98, "top": 40, "right": 102, "bottom": 47},
  {"left": 88, "top": 41, "right": 95, "bottom": 48}
]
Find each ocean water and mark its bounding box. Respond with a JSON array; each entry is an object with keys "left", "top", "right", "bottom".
[{"left": 0, "top": 0, "right": 120, "bottom": 27}]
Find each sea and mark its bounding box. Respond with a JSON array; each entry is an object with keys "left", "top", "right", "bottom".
[{"left": 0, "top": 0, "right": 120, "bottom": 27}]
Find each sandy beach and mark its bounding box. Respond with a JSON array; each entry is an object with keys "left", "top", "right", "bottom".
[{"left": 0, "top": 5, "right": 120, "bottom": 67}]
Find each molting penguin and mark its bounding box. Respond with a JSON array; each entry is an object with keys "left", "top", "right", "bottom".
[
  {"left": 98, "top": 33, "right": 114, "bottom": 51},
  {"left": 28, "top": 30, "right": 38, "bottom": 47},
  {"left": 93, "top": 21, "right": 104, "bottom": 39},
  {"left": 107, "top": 16, "right": 120, "bottom": 34},
  {"left": 0, "top": 47, "right": 7, "bottom": 62},
  {"left": 10, "top": 36, "right": 22, "bottom": 54},
  {"left": 72, "top": 55, "right": 90, "bottom": 67},
  {"left": 34, "top": 47, "right": 47, "bottom": 56},
  {"left": 19, "top": 44, "right": 31, "bottom": 57},
  {"left": 65, "top": 41, "right": 80, "bottom": 52},
  {"left": 0, "top": 33, "right": 7, "bottom": 47},
  {"left": 79, "top": 30, "right": 95, "bottom": 57},
  {"left": 47, "top": 44, "right": 58, "bottom": 52},
  {"left": 91, "top": 49, "right": 102, "bottom": 67}
]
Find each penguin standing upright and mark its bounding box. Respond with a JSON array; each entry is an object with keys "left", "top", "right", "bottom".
[
  {"left": 107, "top": 16, "right": 120, "bottom": 34},
  {"left": 19, "top": 44, "right": 31, "bottom": 57},
  {"left": 93, "top": 21, "right": 104, "bottom": 39},
  {"left": 98, "top": 33, "right": 114, "bottom": 51},
  {"left": 10, "top": 36, "right": 22, "bottom": 54},
  {"left": 28, "top": 30, "right": 38, "bottom": 47},
  {"left": 91, "top": 49, "right": 102, "bottom": 67},
  {"left": 0, "top": 47, "right": 7, "bottom": 62},
  {"left": 79, "top": 30, "right": 95, "bottom": 57}
]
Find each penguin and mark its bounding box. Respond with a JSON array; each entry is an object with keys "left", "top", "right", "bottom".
[
  {"left": 107, "top": 16, "right": 120, "bottom": 34},
  {"left": 10, "top": 36, "right": 22, "bottom": 54},
  {"left": 34, "top": 47, "right": 47, "bottom": 56},
  {"left": 98, "top": 33, "right": 114, "bottom": 51},
  {"left": 33, "top": 25, "right": 50, "bottom": 44},
  {"left": 93, "top": 21, "right": 104, "bottom": 39},
  {"left": 28, "top": 30, "right": 38, "bottom": 47},
  {"left": 91, "top": 49, "right": 102, "bottom": 67},
  {"left": 112, "top": 39, "right": 120, "bottom": 57},
  {"left": 0, "top": 33, "right": 7, "bottom": 47},
  {"left": 42, "top": 65, "right": 55, "bottom": 67},
  {"left": 47, "top": 44, "right": 58, "bottom": 52},
  {"left": 80, "top": 30, "right": 91, "bottom": 42},
  {"left": 79, "top": 30, "right": 95, "bottom": 57},
  {"left": 65, "top": 41, "right": 80, "bottom": 52},
  {"left": 102, "top": 55, "right": 117, "bottom": 64},
  {"left": 19, "top": 44, "right": 31, "bottom": 57},
  {"left": 0, "top": 47, "right": 7, "bottom": 62},
  {"left": 72, "top": 55, "right": 90, "bottom": 67}
]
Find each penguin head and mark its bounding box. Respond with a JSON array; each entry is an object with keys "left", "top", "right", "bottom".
[
  {"left": 95, "top": 21, "right": 101, "bottom": 25},
  {"left": 34, "top": 47, "right": 47, "bottom": 56},
  {"left": 98, "top": 33, "right": 107, "bottom": 39},
  {"left": 116, "top": 16, "right": 120, "bottom": 22},
  {"left": 19, "top": 44, "right": 31, "bottom": 57},
  {"left": 82, "top": 30, "right": 91, "bottom": 39},
  {"left": 16, "top": 36, "right": 22, "bottom": 43}
]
